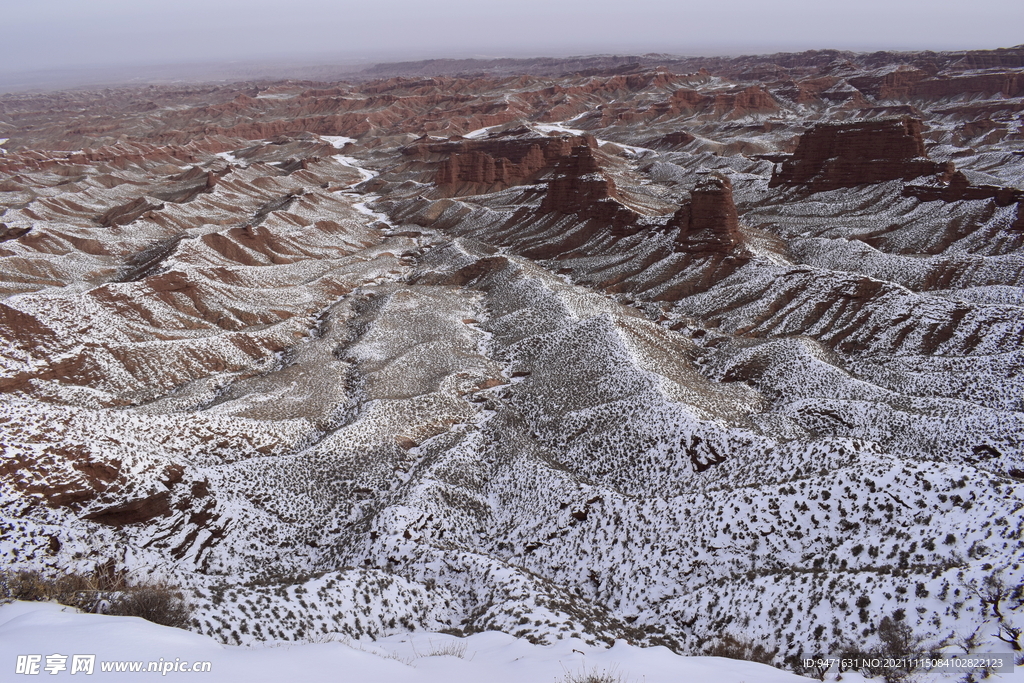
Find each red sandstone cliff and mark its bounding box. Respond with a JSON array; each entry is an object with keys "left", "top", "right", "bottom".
[
  {"left": 537, "top": 143, "right": 647, "bottom": 233},
  {"left": 540, "top": 143, "right": 617, "bottom": 213},
  {"left": 669, "top": 174, "right": 746, "bottom": 256},
  {"left": 769, "top": 118, "right": 953, "bottom": 190},
  {"left": 431, "top": 132, "right": 592, "bottom": 195},
  {"left": 398, "top": 129, "right": 598, "bottom": 197}
]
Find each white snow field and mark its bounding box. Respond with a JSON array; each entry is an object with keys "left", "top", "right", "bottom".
[{"left": 0, "top": 601, "right": 812, "bottom": 682}]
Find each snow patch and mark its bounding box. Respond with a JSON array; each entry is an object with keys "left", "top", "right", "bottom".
[
  {"left": 216, "top": 151, "right": 240, "bottom": 165},
  {"left": 320, "top": 135, "right": 358, "bottom": 150}
]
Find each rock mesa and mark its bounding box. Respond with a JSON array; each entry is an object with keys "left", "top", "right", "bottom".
[{"left": 769, "top": 117, "right": 953, "bottom": 190}]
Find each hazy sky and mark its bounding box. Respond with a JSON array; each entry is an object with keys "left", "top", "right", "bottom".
[{"left": 2, "top": 0, "right": 1022, "bottom": 75}]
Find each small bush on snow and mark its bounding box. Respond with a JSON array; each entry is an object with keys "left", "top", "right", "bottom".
[{"left": 0, "top": 569, "right": 192, "bottom": 629}]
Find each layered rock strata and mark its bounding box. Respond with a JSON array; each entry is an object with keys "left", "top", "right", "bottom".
[
  {"left": 537, "top": 143, "right": 643, "bottom": 233},
  {"left": 670, "top": 173, "right": 745, "bottom": 255},
  {"left": 2, "top": 46, "right": 1024, "bottom": 667},
  {"left": 405, "top": 130, "right": 596, "bottom": 196},
  {"left": 769, "top": 117, "right": 954, "bottom": 189},
  {"left": 540, "top": 143, "right": 618, "bottom": 213}
]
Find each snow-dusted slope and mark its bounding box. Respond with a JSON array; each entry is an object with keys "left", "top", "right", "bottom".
[{"left": 1, "top": 50, "right": 1023, "bottom": 674}]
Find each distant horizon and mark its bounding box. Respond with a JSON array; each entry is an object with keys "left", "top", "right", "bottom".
[
  {"left": 3, "top": 0, "right": 1021, "bottom": 92},
  {"left": 1, "top": 41, "right": 1022, "bottom": 95}
]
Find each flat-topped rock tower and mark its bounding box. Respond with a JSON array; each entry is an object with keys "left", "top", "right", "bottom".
[{"left": 769, "top": 117, "right": 953, "bottom": 190}]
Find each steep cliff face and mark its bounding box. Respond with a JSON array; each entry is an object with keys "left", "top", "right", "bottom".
[
  {"left": 647, "top": 130, "right": 696, "bottom": 149},
  {"left": 769, "top": 118, "right": 953, "bottom": 189},
  {"left": 670, "top": 174, "right": 744, "bottom": 255},
  {"left": 847, "top": 68, "right": 931, "bottom": 99},
  {"left": 421, "top": 131, "right": 594, "bottom": 196},
  {"left": 534, "top": 142, "right": 651, "bottom": 238},
  {"left": 850, "top": 68, "right": 1024, "bottom": 100},
  {"left": 540, "top": 142, "right": 617, "bottom": 213},
  {"left": 626, "top": 85, "right": 779, "bottom": 123}
]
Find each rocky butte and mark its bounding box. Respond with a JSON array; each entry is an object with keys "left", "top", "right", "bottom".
[
  {"left": 540, "top": 141, "right": 618, "bottom": 214},
  {"left": 769, "top": 117, "right": 953, "bottom": 189},
  {"left": 531, "top": 140, "right": 655, "bottom": 238},
  {"left": 670, "top": 173, "right": 744, "bottom": 255},
  {"left": 396, "top": 128, "right": 596, "bottom": 198}
]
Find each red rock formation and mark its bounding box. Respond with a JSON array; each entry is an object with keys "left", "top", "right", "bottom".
[
  {"left": 0, "top": 303, "right": 87, "bottom": 393},
  {"left": 99, "top": 197, "right": 166, "bottom": 227},
  {"left": 541, "top": 143, "right": 617, "bottom": 213},
  {"left": 950, "top": 47, "right": 1024, "bottom": 70},
  {"left": 714, "top": 85, "right": 780, "bottom": 117},
  {"left": 161, "top": 463, "right": 185, "bottom": 488},
  {"left": 409, "top": 130, "right": 594, "bottom": 196},
  {"left": 773, "top": 77, "right": 843, "bottom": 104},
  {"left": 520, "top": 143, "right": 646, "bottom": 239},
  {"left": 850, "top": 68, "right": 1023, "bottom": 100},
  {"left": 0, "top": 223, "right": 31, "bottom": 242},
  {"left": 0, "top": 440, "right": 123, "bottom": 508},
  {"left": 818, "top": 81, "right": 871, "bottom": 107},
  {"left": 0, "top": 138, "right": 236, "bottom": 174},
  {"left": 415, "top": 255, "right": 511, "bottom": 286},
  {"left": 669, "top": 174, "right": 746, "bottom": 255},
  {"left": 848, "top": 68, "right": 930, "bottom": 99},
  {"left": 769, "top": 118, "right": 954, "bottom": 190},
  {"left": 439, "top": 147, "right": 541, "bottom": 187},
  {"left": 645, "top": 131, "right": 696, "bottom": 150},
  {"left": 902, "top": 171, "right": 1023, "bottom": 205},
  {"left": 84, "top": 491, "right": 172, "bottom": 526},
  {"left": 639, "top": 85, "right": 779, "bottom": 121}
]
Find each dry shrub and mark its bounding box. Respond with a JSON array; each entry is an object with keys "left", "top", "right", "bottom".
[
  {"left": 106, "top": 582, "right": 192, "bottom": 629},
  {"left": 834, "top": 616, "right": 936, "bottom": 683},
  {"left": 0, "top": 569, "right": 100, "bottom": 609},
  {"left": 422, "top": 639, "right": 468, "bottom": 658},
  {"left": 0, "top": 569, "right": 49, "bottom": 603},
  {"left": 560, "top": 664, "right": 628, "bottom": 683},
  {"left": 0, "top": 569, "right": 191, "bottom": 629},
  {"left": 705, "top": 633, "right": 777, "bottom": 664}
]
